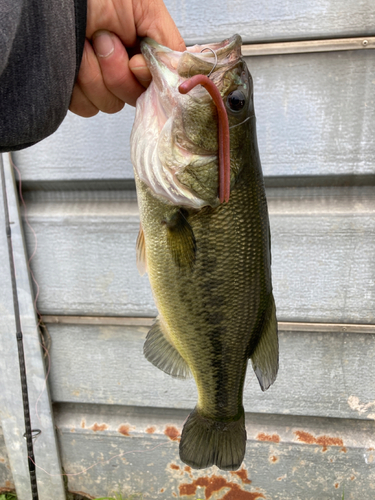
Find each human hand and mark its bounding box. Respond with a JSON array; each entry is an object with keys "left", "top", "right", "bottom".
[{"left": 69, "top": 0, "right": 186, "bottom": 117}]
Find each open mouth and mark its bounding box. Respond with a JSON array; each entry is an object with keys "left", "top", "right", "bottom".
[{"left": 141, "top": 35, "right": 242, "bottom": 79}]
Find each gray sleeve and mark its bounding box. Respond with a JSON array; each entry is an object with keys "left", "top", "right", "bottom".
[{"left": 0, "top": 0, "right": 87, "bottom": 152}]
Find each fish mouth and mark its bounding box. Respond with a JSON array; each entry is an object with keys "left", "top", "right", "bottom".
[
  {"left": 132, "top": 35, "right": 247, "bottom": 209},
  {"left": 141, "top": 35, "right": 243, "bottom": 91}
]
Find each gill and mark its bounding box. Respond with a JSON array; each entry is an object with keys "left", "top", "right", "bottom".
[{"left": 179, "top": 47, "right": 230, "bottom": 204}]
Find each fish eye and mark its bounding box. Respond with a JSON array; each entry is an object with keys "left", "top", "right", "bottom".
[{"left": 227, "top": 90, "right": 246, "bottom": 112}]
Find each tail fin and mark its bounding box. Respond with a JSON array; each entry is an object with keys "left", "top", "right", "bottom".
[{"left": 179, "top": 407, "right": 246, "bottom": 471}]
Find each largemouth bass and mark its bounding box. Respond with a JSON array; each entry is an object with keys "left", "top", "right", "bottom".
[{"left": 131, "top": 34, "right": 278, "bottom": 471}]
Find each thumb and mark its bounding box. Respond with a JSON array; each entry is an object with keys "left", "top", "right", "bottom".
[
  {"left": 92, "top": 30, "right": 145, "bottom": 107},
  {"left": 129, "top": 54, "right": 152, "bottom": 89}
]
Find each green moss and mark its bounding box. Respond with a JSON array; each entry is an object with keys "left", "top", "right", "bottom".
[{"left": 0, "top": 494, "right": 17, "bottom": 500}]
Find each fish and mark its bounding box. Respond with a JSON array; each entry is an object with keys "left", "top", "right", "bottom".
[{"left": 130, "top": 34, "right": 278, "bottom": 471}]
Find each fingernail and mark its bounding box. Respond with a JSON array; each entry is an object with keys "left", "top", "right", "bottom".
[{"left": 93, "top": 31, "right": 114, "bottom": 58}]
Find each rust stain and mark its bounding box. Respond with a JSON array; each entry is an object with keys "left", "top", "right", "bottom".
[
  {"left": 160, "top": 488, "right": 165, "bottom": 493},
  {"left": 70, "top": 428, "right": 75, "bottom": 433},
  {"left": 118, "top": 424, "right": 134, "bottom": 436},
  {"left": 294, "top": 430, "right": 316, "bottom": 445},
  {"left": 179, "top": 474, "right": 265, "bottom": 500},
  {"left": 335, "top": 483, "right": 339, "bottom": 489},
  {"left": 179, "top": 481, "right": 197, "bottom": 496},
  {"left": 351, "top": 475, "right": 355, "bottom": 481},
  {"left": 277, "top": 477, "right": 285, "bottom": 482},
  {"left": 221, "top": 486, "right": 264, "bottom": 500},
  {"left": 90, "top": 422, "right": 108, "bottom": 432},
  {"left": 368, "top": 447, "right": 374, "bottom": 451},
  {"left": 256, "top": 432, "right": 280, "bottom": 443},
  {"left": 0, "top": 457, "right": 5, "bottom": 463},
  {"left": 146, "top": 426, "right": 156, "bottom": 434},
  {"left": 173, "top": 492, "right": 177, "bottom": 497},
  {"left": 0, "top": 486, "right": 15, "bottom": 494},
  {"left": 184, "top": 465, "right": 193, "bottom": 478},
  {"left": 170, "top": 463, "right": 181, "bottom": 471},
  {"left": 0, "top": 481, "right": 15, "bottom": 492},
  {"left": 81, "top": 419, "right": 86, "bottom": 429},
  {"left": 294, "top": 431, "right": 344, "bottom": 451},
  {"left": 230, "top": 466, "right": 252, "bottom": 484},
  {"left": 316, "top": 436, "right": 344, "bottom": 447},
  {"left": 340, "top": 447, "right": 347, "bottom": 453},
  {"left": 164, "top": 425, "right": 181, "bottom": 441},
  {"left": 270, "top": 455, "right": 278, "bottom": 463}
]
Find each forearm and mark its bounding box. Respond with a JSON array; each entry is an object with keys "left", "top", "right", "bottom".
[{"left": 0, "top": 0, "right": 87, "bottom": 152}]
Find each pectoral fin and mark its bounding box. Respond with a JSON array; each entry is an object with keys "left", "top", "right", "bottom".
[
  {"left": 164, "top": 209, "right": 196, "bottom": 271},
  {"left": 250, "top": 294, "right": 279, "bottom": 391},
  {"left": 136, "top": 224, "right": 147, "bottom": 276},
  {"left": 143, "top": 317, "right": 191, "bottom": 379}
]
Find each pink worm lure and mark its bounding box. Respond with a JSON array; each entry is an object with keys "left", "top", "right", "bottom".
[{"left": 178, "top": 75, "right": 230, "bottom": 204}]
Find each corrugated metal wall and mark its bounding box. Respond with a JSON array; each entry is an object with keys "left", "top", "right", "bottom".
[{"left": 1, "top": 1, "right": 375, "bottom": 499}]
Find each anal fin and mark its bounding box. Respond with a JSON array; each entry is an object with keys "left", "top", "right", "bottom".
[
  {"left": 251, "top": 293, "right": 279, "bottom": 391},
  {"left": 143, "top": 317, "right": 191, "bottom": 379}
]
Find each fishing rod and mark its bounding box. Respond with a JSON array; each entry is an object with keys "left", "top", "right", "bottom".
[{"left": 0, "top": 156, "right": 39, "bottom": 500}]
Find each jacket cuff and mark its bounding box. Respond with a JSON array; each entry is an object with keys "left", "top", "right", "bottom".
[{"left": 74, "top": 0, "right": 87, "bottom": 82}]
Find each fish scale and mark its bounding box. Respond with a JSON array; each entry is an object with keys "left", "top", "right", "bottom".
[{"left": 131, "top": 34, "right": 278, "bottom": 471}]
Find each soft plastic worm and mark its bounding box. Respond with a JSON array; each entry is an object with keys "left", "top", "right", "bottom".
[{"left": 178, "top": 75, "right": 230, "bottom": 203}]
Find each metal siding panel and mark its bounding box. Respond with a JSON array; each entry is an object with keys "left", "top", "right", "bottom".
[
  {"left": 22, "top": 187, "right": 375, "bottom": 322},
  {"left": 252, "top": 50, "right": 375, "bottom": 178},
  {"left": 13, "top": 107, "right": 136, "bottom": 183},
  {"left": 12, "top": 50, "right": 375, "bottom": 182},
  {"left": 45, "top": 323, "right": 375, "bottom": 421},
  {"left": 54, "top": 403, "right": 375, "bottom": 500},
  {"left": 164, "top": 0, "right": 374, "bottom": 45},
  {"left": 23, "top": 195, "right": 155, "bottom": 318}
]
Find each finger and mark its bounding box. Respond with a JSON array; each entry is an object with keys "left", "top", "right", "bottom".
[
  {"left": 129, "top": 54, "right": 152, "bottom": 89},
  {"left": 92, "top": 30, "right": 145, "bottom": 106},
  {"left": 69, "top": 83, "right": 99, "bottom": 117},
  {"left": 78, "top": 38, "right": 126, "bottom": 113},
  {"left": 134, "top": 0, "right": 186, "bottom": 52}
]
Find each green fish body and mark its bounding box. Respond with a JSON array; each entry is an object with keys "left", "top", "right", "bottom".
[{"left": 131, "top": 35, "right": 278, "bottom": 471}]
